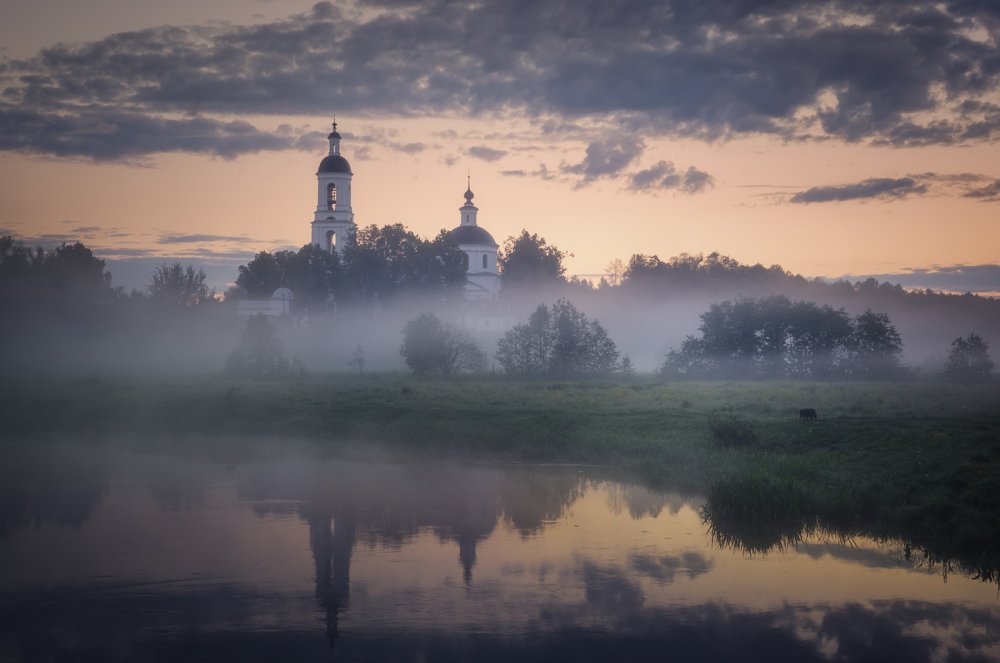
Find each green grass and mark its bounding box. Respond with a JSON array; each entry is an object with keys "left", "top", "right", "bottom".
[{"left": 2, "top": 374, "right": 999, "bottom": 579}]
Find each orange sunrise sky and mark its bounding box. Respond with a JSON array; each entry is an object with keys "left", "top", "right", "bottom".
[{"left": 1, "top": 0, "right": 998, "bottom": 293}]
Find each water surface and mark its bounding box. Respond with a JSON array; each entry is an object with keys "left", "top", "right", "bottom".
[{"left": 0, "top": 441, "right": 997, "bottom": 662}]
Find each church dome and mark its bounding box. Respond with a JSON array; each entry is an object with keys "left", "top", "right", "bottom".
[
  {"left": 449, "top": 225, "right": 497, "bottom": 246},
  {"left": 318, "top": 155, "right": 352, "bottom": 174}
]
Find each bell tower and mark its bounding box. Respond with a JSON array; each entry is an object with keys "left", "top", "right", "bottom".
[{"left": 311, "top": 121, "right": 355, "bottom": 255}]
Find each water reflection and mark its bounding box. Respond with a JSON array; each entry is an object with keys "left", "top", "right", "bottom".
[{"left": 0, "top": 441, "right": 997, "bottom": 662}]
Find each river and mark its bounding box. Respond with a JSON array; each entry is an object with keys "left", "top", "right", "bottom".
[{"left": 0, "top": 440, "right": 996, "bottom": 661}]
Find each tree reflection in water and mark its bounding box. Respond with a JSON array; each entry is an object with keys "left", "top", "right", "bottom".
[{"left": 1, "top": 443, "right": 998, "bottom": 662}]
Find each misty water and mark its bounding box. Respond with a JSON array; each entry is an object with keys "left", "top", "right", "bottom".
[{"left": 1, "top": 441, "right": 997, "bottom": 662}]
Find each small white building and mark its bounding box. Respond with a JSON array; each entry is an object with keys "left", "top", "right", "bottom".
[
  {"left": 237, "top": 288, "right": 293, "bottom": 316},
  {"left": 447, "top": 182, "right": 500, "bottom": 301}
]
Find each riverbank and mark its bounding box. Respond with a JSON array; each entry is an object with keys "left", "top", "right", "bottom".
[{"left": 2, "top": 375, "right": 998, "bottom": 579}]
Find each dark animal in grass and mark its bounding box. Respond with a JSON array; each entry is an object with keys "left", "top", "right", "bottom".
[{"left": 799, "top": 408, "right": 817, "bottom": 421}]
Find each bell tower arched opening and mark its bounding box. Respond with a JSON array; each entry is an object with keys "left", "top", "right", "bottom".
[{"left": 327, "top": 183, "right": 337, "bottom": 210}]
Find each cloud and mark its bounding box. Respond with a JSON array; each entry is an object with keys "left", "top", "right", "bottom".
[
  {"left": 963, "top": 179, "right": 1000, "bottom": 202},
  {"left": 564, "top": 135, "right": 644, "bottom": 181},
  {"left": 790, "top": 177, "right": 927, "bottom": 203},
  {"left": 159, "top": 233, "right": 253, "bottom": 244},
  {"left": 387, "top": 142, "right": 428, "bottom": 154},
  {"left": 0, "top": 1, "right": 998, "bottom": 160},
  {"left": 628, "top": 160, "right": 714, "bottom": 194},
  {"left": 0, "top": 108, "right": 298, "bottom": 161},
  {"left": 500, "top": 163, "right": 555, "bottom": 181},
  {"left": 835, "top": 263, "right": 1000, "bottom": 296},
  {"left": 468, "top": 146, "right": 507, "bottom": 162}
]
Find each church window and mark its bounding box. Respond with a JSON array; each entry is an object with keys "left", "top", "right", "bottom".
[
  {"left": 327, "top": 183, "right": 337, "bottom": 210},
  {"left": 482, "top": 254, "right": 488, "bottom": 269}
]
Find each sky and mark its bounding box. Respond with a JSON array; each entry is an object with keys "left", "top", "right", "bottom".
[{"left": 1, "top": 0, "right": 999, "bottom": 294}]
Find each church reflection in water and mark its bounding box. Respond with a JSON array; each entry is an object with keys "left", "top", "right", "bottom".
[
  {"left": 242, "top": 458, "right": 589, "bottom": 649},
  {"left": 1, "top": 443, "right": 998, "bottom": 662}
]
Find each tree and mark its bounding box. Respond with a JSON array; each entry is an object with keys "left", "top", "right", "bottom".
[
  {"left": 945, "top": 333, "right": 994, "bottom": 382},
  {"left": 549, "top": 299, "right": 619, "bottom": 376},
  {"left": 495, "top": 304, "right": 552, "bottom": 376},
  {"left": 605, "top": 258, "right": 626, "bottom": 287},
  {"left": 283, "top": 244, "right": 341, "bottom": 312},
  {"left": 498, "top": 230, "right": 567, "bottom": 288},
  {"left": 148, "top": 263, "right": 214, "bottom": 308},
  {"left": 348, "top": 344, "right": 366, "bottom": 374},
  {"left": 235, "top": 245, "right": 343, "bottom": 313},
  {"left": 495, "top": 299, "right": 619, "bottom": 377},
  {"left": 848, "top": 309, "right": 904, "bottom": 378},
  {"left": 236, "top": 251, "right": 285, "bottom": 298},
  {"left": 0, "top": 237, "right": 114, "bottom": 336},
  {"left": 341, "top": 224, "right": 466, "bottom": 303},
  {"left": 660, "top": 296, "right": 903, "bottom": 380},
  {"left": 400, "top": 312, "right": 485, "bottom": 376},
  {"left": 225, "top": 314, "right": 292, "bottom": 377}
]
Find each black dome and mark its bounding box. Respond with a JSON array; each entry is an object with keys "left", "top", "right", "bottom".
[
  {"left": 449, "top": 225, "right": 497, "bottom": 246},
  {"left": 318, "top": 155, "right": 352, "bottom": 174}
]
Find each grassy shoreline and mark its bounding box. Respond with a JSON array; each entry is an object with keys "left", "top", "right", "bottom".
[{"left": 3, "top": 375, "right": 999, "bottom": 578}]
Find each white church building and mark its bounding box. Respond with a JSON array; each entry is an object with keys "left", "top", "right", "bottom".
[{"left": 309, "top": 122, "right": 501, "bottom": 302}]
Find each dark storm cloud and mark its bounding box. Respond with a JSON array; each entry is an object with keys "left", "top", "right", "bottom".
[
  {"left": 790, "top": 177, "right": 927, "bottom": 203},
  {"left": 628, "top": 160, "right": 715, "bottom": 194},
  {"left": 468, "top": 146, "right": 507, "bottom": 162},
  {"left": 1, "top": 0, "right": 999, "bottom": 159}
]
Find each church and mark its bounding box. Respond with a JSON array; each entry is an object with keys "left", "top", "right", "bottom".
[{"left": 310, "top": 122, "right": 501, "bottom": 301}]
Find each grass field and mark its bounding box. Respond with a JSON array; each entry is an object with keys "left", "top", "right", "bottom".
[{"left": 2, "top": 375, "right": 999, "bottom": 580}]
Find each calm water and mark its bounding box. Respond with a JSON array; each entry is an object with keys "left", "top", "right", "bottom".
[{"left": 0, "top": 441, "right": 997, "bottom": 662}]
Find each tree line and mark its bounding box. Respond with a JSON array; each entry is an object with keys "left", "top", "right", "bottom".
[
  {"left": 660, "top": 296, "right": 908, "bottom": 379},
  {"left": 232, "top": 226, "right": 580, "bottom": 313},
  {"left": 1, "top": 231, "right": 994, "bottom": 381}
]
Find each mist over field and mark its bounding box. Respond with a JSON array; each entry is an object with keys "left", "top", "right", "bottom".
[{"left": 2, "top": 234, "right": 997, "bottom": 377}]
